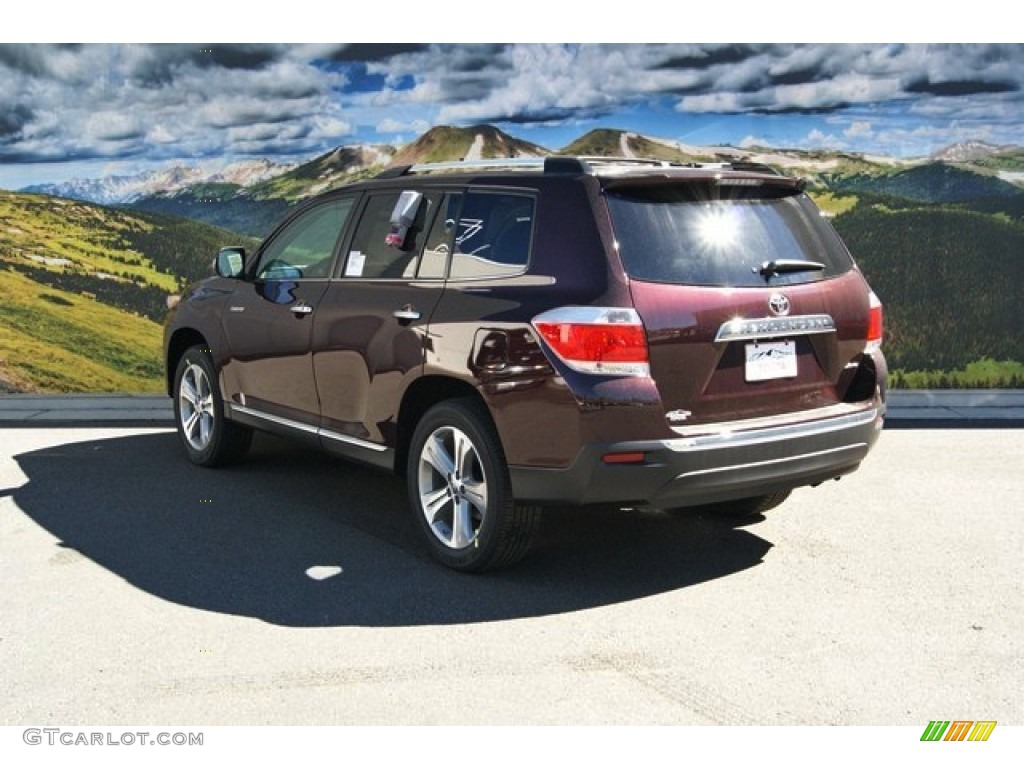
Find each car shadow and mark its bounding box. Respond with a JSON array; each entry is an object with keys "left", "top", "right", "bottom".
[{"left": 10, "top": 431, "right": 773, "bottom": 627}]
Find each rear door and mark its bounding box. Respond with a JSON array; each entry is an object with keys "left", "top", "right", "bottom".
[
  {"left": 604, "top": 178, "right": 874, "bottom": 427},
  {"left": 311, "top": 189, "right": 451, "bottom": 451}
]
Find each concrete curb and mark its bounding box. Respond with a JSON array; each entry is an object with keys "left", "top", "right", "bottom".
[
  {"left": 884, "top": 390, "right": 1024, "bottom": 426},
  {"left": 1, "top": 391, "right": 1022, "bottom": 427},
  {"left": 0, "top": 394, "right": 174, "bottom": 427}
]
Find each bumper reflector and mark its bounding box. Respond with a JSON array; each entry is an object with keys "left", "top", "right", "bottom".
[{"left": 602, "top": 452, "right": 646, "bottom": 465}]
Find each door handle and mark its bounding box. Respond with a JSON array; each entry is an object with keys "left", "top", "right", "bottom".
[
  {"left": 291, "top": 303, "right": 314, "bottom": 316},
  {"left": 393, "top": 306, "right": 421, "bottom": 321}
]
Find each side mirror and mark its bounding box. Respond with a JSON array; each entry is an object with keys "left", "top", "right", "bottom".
[{"left": 214, "top": 247, "right": 246, "bottom": 278}]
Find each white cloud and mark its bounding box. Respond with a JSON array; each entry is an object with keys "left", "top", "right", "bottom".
[
  {"left": 805, "top": 129, "right": 846, "bottom": 149},
  {"left": 679, "top": 74, "right": 905, "bottom": 115},
  {"left": 84, "top": 112, "right": 143, "bottom": 142},
  {"left": 376, "top": 117, "right": 429, "bottom": 134},
  {"left": 1, "top": 42, "right": 1023, "bottom": 181},
  {"left": 871, "top": 121, "right": 1002, "bottom": 155},
  {"left": 308, "top": 116, "right": 354, "bottom": 141},
  {"left": 844, "top": 121, "right": 875, "bottom": 139},
  {"left": 678, "top": 92, "right": 748, "bottom": 113},
  {"left": 0, "top": 43, "right": 351, "bottom": 164},
  {"left": 376, "top": 118, "right": 405, "bottom": 133}
]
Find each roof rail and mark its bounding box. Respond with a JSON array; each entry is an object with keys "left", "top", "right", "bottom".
[
  {"left": 373, "top": 155, "right": 784, "bottom": 180},
  {"left": 374, "top": 157, "right": 554, "bottom": 179},
  {"left": 410, "top": 157, "right": 548, "bottom": 174},
  {"left": 574, "top": 155, "right": 679, "bottom": 168}
]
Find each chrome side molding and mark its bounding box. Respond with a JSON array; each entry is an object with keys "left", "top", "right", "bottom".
[{"left": 230, "top": 404, "right": 387, "bottom": 452}]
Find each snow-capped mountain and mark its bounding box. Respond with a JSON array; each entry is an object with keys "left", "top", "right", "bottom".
[
  {"left": 22, "top": 158, "right": 296, "bottom": 205},
  {"left": 930, "top": 140, "right": 1006, "bottom": 163},
  {"left": 264, "top": 144, "right": 395, "bottom": 199},
  {"left": 22, "top": 170, "right": 190, "bottom": 206},
  {"left": 22, "top": 128, "right": 1024, "bottom": 217},
  {"left": 214, "top": 158, "right": 298, "bottom": 187}
]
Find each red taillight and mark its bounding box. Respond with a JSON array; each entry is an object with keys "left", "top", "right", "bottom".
[
  {"left": 535, "top": 322, "right": 646, "bottom": 364},
  {"left": 866, "top": 291, "right": 883, "bottom": 350},
  {"left": 532, "top": 307, "right": 649, "bottom": 376}
]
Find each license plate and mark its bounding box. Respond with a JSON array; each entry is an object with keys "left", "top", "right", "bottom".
[{"left": 745, "top": 340, "right": 797, "bottom": 382}]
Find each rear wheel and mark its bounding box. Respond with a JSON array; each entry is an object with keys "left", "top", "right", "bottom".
[
  {"left": 173, "top": 345, "right": 252, "bottom": 467},
  {"left": 407, "top": 398, "right": 539, "bottom": 572}
]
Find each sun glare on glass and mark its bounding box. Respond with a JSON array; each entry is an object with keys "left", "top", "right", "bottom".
[{"left": 695, "top": 206, "right": 738, "bottom": 250}]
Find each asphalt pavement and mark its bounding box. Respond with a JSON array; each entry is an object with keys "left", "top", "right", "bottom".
[
  {"left": 0, "top": 390, "right": 1022, "bottom": 426},
  {"left": 1, "top": 426, "right": 1020, "bottom": 726}
]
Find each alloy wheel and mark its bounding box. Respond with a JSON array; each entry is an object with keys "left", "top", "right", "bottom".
[
  {"left": 416, "top": 425, "right": 489, "bottom": 550},
  {"left": 178, "top": 362, "right": 216, "bottom": 451}
]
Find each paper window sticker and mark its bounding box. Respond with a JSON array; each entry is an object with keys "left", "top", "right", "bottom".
[{"left": 345, "top": 250, "right": 366, "bottom": 277}]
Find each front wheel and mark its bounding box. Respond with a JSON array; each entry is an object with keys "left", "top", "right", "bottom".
[
  {"left": 407, "top": 398, "right": 539, "bottom": 572},
  {"left": 173, "top": 345, "right": 252, "bottom": 467}
]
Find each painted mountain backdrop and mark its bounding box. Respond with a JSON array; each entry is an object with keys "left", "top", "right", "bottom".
[{"left": 2, "top": 123, "right": 1023, "bottom": 392}]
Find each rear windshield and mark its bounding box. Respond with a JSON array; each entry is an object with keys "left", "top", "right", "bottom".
[{"left": 605, "top": 185, "right": 854, "bottom": 287}]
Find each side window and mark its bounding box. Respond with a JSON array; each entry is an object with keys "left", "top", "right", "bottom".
[
  {"left": 450, "top": 192, "right": 534, "bottom": 279},
  {"left": 343, "top": 191, "right": 439, "bottom": 279},
  {"left": 255, "top": 197, "right": 355, "bottom": 280},
  {"left": 418, "top": 193, "right": 462, "bottom": 279}
]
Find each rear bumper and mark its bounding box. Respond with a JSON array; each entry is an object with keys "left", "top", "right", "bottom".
[{"left": 509, "top": 402, "right": 884, "bottom": 507}]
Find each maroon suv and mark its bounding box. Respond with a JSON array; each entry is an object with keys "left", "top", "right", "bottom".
[{"left": 164, "top": 156, "right": 886, "bottom": 571}]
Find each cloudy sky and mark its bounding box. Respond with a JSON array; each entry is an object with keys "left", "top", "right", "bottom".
[{"left": 1, "top": 42, "right": 1023, "bottom": 188}]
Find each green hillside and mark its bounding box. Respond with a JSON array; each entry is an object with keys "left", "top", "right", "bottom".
[
  {"left": 832, "top": 162, "right": 1024, "bottom": 203},
  {"left": 390, "top": 124, "right": 548, "bottom": 166},
  {"left": 960, "top": 147, "right": 1024, "bottom": 173},
  {"left": 130, "top": 187, "right": 287, "bottom": 239},
  {"left": 0, "top": 191, "right": 251, "bottom": 392},
  {"left": 0, "top": 268, "right": 163, "bottom": 392},
  {"left": 250, "top": 147, "right": 385, "bottom": 203},
  {"left": 560, "top": 129, "right": 625, "bottom": 156},
  {"left": 560, "top": 129, "right": 715, "bottom": 163},
  {"left": 131, "top": 147, "right": 397, "bottom": 236},
  {"left": 6, "top": 125, "right": 1024, "bottom": 391},
  {"left": 626, "top": 134, "right": 716, "bottom": 163},
  {"left": 832, "top": 197, "right": 1024, "bottom": 373}
]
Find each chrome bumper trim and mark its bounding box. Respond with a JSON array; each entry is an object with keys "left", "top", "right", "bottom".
[{"left": 663, "top": 406, "right": 880, "bottom": 453}]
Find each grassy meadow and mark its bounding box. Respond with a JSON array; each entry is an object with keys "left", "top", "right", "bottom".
[{"left": 0, "top": 191, "right": 244, "bottom": 392}]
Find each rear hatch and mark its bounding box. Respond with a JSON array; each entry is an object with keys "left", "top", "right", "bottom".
[{"left": 604, "top": 175, "right": 877, "bottom": 429}]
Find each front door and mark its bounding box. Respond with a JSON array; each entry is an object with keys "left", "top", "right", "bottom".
[{"left": 220, "top": 196, "right": 357, "bottom": 424}]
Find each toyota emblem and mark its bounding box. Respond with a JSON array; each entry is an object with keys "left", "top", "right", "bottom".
[{"left": 768, "top": 293, "right": 791, "bottom": 316}]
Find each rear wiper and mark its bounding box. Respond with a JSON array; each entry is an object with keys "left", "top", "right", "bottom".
[{"left": 756, "top": 259, "right": 826, "bottom": 279}]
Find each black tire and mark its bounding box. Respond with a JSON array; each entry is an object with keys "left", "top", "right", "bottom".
[
  {"left": 683, "top": 491, "right": 792, "bottom": 519},
  {"left": 406, "top": 398, "right": 539, "bottom": 572},
  {"left": 172, "top": 345, "right": 252, "bottom": 467}
]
